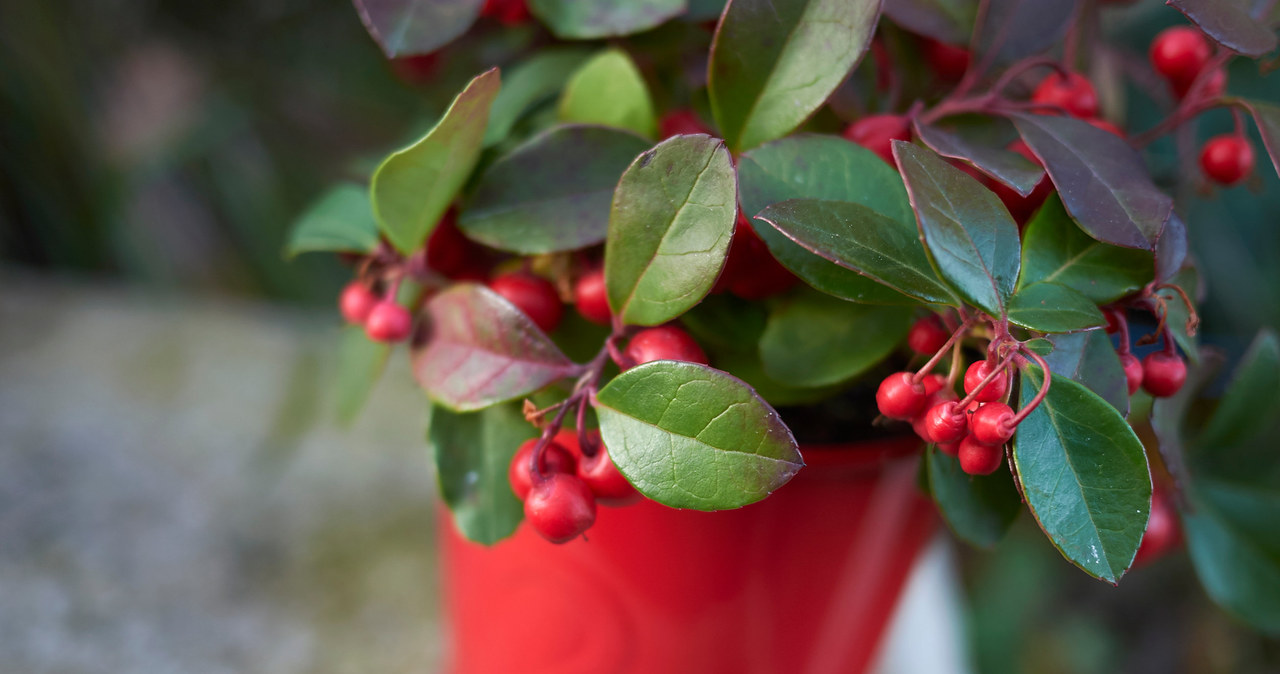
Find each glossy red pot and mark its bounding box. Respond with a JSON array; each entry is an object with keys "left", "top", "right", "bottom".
[{"left": 441, "top": 436, "right": 936, "bottom": 674}]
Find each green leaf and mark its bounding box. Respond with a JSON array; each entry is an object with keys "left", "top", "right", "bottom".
[
  {"left": 285, "top": 184, "right": 380, "bottom": 258},
  {"left": 558, "top": 49, "right": 657, "bottom": 138},
  {"left": 709, "top": 0, "right": 881, "bottom": 152},
  {"left": 881, "top": 0, "right": 978, "bottom": 45},
  {"left": 1169, "top": 0, "right": 1278, "bottom": 58},
  {"left": 759, "top": 292, "right": 912, "bottom": 388},
  {"left": 529, "top": 0, "right": 686, "bottom": 39},
  {"left": 1198, "top": 330, "right": 1280, "bottom": 450},
  {"left": 371, "top": 69, "right": 500, "bottom": 254},
  {"left": 1240, "top": 99, "right": 1280, "bottom": 180},
  {"left": 427, "top": 401, "right": 534, "bottom": 545},
  {"left": 1013, "top": 366, "right": 1151, "bottom": 584},
  {"left": 459, "top": 125, "right": 651, "bottom": 254},
  {"left": 894, "top": 141, "right": 1021, "bottom": 317},
  {"left": 756, "top": 199, "right": 957, "bottom": 305},
  {"left": 1006, "top": 282, "right": 1106, "bottom": 333},
  {"left": 334, "top": 325, "right": 391, "bottom": 426},
  {"left": 484, "top": 48, "right": 592, "bottom": 147},
  {"left": 913, "top": 116, "right": 1043, "bottom": 196},
  {"left": 412, "top": 284, "right": 579, "bottom": 411},
  {"left": 927, "top": 446, "right": 1021, "bottom": 548},
  {"left": 605, "top": 134, "right": 736, "bottom": 326},
  {"left": 1183, "top": 479, "right": 1280, "bottom": 633},
  {"left": 1017, "top": 195, "right": 1153, "bottom": 304},
  {"left": 595, "top": 361, "right": 803, "bottom": 510},
  {"left": 1044, "top": 330, "right": 1130, "bottom": 415},
  {"left": 679, "top": 294, "right": 768, "bottom": 353},
  {"left": 1024, "top": 337, "right": 1054, "bottom": 356},
  {"left": 353, "top": 0, "right": 482, "bottom": 57},
  {"left": 737, "top": 135, "right": 918, "bottom": 304}
]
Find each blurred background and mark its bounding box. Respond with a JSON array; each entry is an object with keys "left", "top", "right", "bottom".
[{"left": 1, "top": 0, "right": 1277, "bottom": 672}]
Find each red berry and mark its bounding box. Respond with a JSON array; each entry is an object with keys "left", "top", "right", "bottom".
[
  {"left": 964, "top": 360, "right": 1009, "bottom": 403},
  {"left": 958, "top": 435, "right": 1004, "bottom": 475},
  {"left": 390, "top": 54, "right": 441, "bottom": 85},
  {"left": 1133, "top": 487, "right": 1182, "bottom": 566},
  {"left": 339, "top": 282, "right": 380, "bottom": 325},
  {"left": 937, "top": 440, "right": 961, "bottom": 457},
  {"left": 659, "top": 109, "right": 712, "bottom": 138},
  {"left": 524, "top": 474, "right": 597, "bottom": 544},
  {"left": 1031, "top": 72, "right": 1098, "bottom": 118},
  {"left": 427, "top": 211, "right": 489, "bottom": 280},
  {"left": 924, "top": 401, "right": 969, "bottom": 444},
  {"left": 1104, "top": 309, "right": 1122, "bottom": 334},
  {"left": 1120, "top": 352, "right": 1143, "bottom": 396},
  {"left": 1150, "top": 27, "right": 1212, "bottom": 91},
  {"left": 577, "top": 442, "right": 639, "bottom": 506},
  {"left": 970, "top": 402, "right": 1016, "bottom": 446},
  {"left": 489, "top": 272, "right": 563, "bottom": 333},
  {"left": 921, "top": 373, "right": 949, "bottom": 395},
  {"left": 480, "top": 0, "right": 529, "bottom": 24},
  {"left": 1199, "top": 135, "right": 1255, "bottom": 186},
  {"left": 1174, "top": 67, "right": 1226, "bottom": 100},
  {"left": 843, "top": 114, "right": 911, "bottom": 165},
  {"left": 364, "top": 301, "right": 413, "bottom": 342},
  {"left": 509, "top": 438, "right": 578, "bottom": 501},
  {"left": 990, "top": 140, "right": 1052, "bottom": 224},
  {"left": 923, "top": 39, "right": 971, "bottom": 83},
  {"left": 876, "top": 372, "right": 929, "bottom": 420},
  {"left": 1142, "top": 351, "right": 1187, "bottom": 397},
  {"left": 624, "top": 325, "right": 709, "bottom": 367},
  {"left": 912, "top": 379, "right": 958, "bottom": 441},
  {"left": 717, "top": 217, "right": 798, "bottom": 300},
  {"left": 907, "top": 316, "right": 950, "bottom": 355},
  {"left": 573, "top": 268, "right": 612, "bottom": 326}
]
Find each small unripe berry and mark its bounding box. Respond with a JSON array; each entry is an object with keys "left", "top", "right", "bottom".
[
  {"left": 624, "top": 325, "right": 709, "bottom": 367},
  {"left": 970, "top": 402, "right": 1016, "bottom": 446},
  {"left": 1142, "top": 351, "right": 1187, "bottom": 397},
  {"left": 524, "top": 474, "right": 597, "bottom": 544},
  {"left": 907, "top": 316, "right": 950, "bottom": 355},
  {"left": 573, "top": 268, "right": 612, "bottom": 326},
  {"left": 1120, "top": 352, "right": 1143, "bottom": 396},
  {"left": 876, "top": 372, "right": 929, "bottom": 420},
  {"left": 1150, "top": 26, "right": 1212, "bottom": 91},
  {"left": 339, "top": 282, "right": 380, "bottom": 324},
  {"left": 489, "top": 272, "right": 563, "bottom": 333},
  {"left": 1199, "top": 135, "right": 1255, "bottom": 186},
  {"left": 843, "top": 114, "right": 911, "bottom": 165},
  {"left": 958, "top": 435, "right": 1004, "bottom": 475},
  {"left": 924, "top": 401, "right": 969, "bottom": 444},
  {"left": 1031, "top": 72, "right": 1098, "bottom": 118},
  {"left": 509, "top": 438, "right": 578, "bottom": 501},
  {"left": 365, "top": 301, "right": 413, "bottom": 342},
  {"left": 577, "top": 441, "right": 639, "bottom": 506},
  {"left": 964, "top": 360, "right": 1009, "bottom": 403}
]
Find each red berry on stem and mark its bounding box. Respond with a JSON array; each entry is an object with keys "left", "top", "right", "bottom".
[
  {"left": 1199, "top": 135, "right": 1255, "bottom": 186},
  {"left": 573, "top": 268, "right": 612, "bottom": 326},
  {"left": 876, "top": 372, "right": 929, "bottom": 420},
  {"left": 659, "top": 109, "right": 711, "bottom": 138},
  {"left": 524, "top": 474, "right": 597, "bottom": 544},
  {"left": 427, "top": 211, "right": 489, "bottom": 281},
  {"left": 1174, "top": 67, "right": 1226, "bottom": 100},
  {"left": 509, "top": 438, "right": 578, "bottom": 501},
  {"left": 923, "top": 39, "right": 971, "bottom": 82},
  {"left": 577, "top": 441, "right": 639, "bottom": 506},
  {"left": 717, "top": 216, "right": 798, "bottom": 299},
  {"left": 924, "top": 402, "right": 969, "bottom": 444},
  {"left": 480, "top": 0, "right": 529, "bottom": 25},
  {"left": 339, "top": 281, "right": 380, "bottom": 324},
  {"left": 1134, "top": 487, "right": 1182, "bottom": 566},
  {"left": 365, "top": 301, "right": 413, "bottom": 342},
  {"left": 1120, "top": 352, "right": 1144, "bottom": 396},
  {"left": 964, "top": 360, "right": 1009, "bottom": 403},
  {"left": 937, "top": 440, "right": 961, "bottom": 457},
  {"left": 921, "top": 373, "right": 949, "bottom": 396},
  {"left": 907, "top": 316, "right": 950, "bottom": 355},
  {"left": 489, "top": 272, "right": 564, "bottom": 333},
  {"left": 958, "top": 435, "right": 1004, "bottom": 475},
  {"left": 1031, "top": 72, "right": 1098, "bottom": 118},
  {"left": 970, "top": 402, "right": 1017, "bottom": 446},
  {"left": 1150, "top": 26, "right": 1212, "bottom": 92},
  {"left": 912, "top": 380, "right": 958, "bottom": 441},
  {"left": 1142, "top": 351, "right": 1187, "bottom": 397},
  {"left": 843, "top": 114, "right": 911, "bottom": 165},
  {"left": 625, "top": 325, "right": 709, "bottom": 367}
]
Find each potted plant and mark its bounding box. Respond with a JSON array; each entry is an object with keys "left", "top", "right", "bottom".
[{"left": 286, "top": 0, "right": 1280, "bottom": 669}]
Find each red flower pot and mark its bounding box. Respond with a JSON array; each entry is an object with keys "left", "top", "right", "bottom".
[{"left": 441, "top": 436, "right": 936, "bottom": 674}]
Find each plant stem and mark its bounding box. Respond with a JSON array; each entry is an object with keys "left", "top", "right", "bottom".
[
  {"left": 1010, "top": 346, "right": 1052, "bottom": 426},
  {"left": 913, "top": 316, "right": 978, "bottom": 384}
]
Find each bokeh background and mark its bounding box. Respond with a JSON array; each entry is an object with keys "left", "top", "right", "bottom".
[{"left": 1, "top": 1, "right": 1277, "bottom": 672}]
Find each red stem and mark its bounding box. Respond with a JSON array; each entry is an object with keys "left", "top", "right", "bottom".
[
  {"left": 913, "top": 317, "right": 978, "bottom": 385},
  {"left": 1010, "top": 347, "right": 1052, "bottom": 427}
]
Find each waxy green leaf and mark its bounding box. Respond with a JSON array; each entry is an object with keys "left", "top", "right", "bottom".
[
  {"left": 427, "top": 401, "right": 534, "bottom": 545},
  {"left": 595, "top": 361, "right": 803, "bottom": 510},
  {"left": 484, "top": 48, "right": 592, "bottom": 147},
  {"left": 1197, "top": 330, "right": 1280, "bottom": 450},
  {"left": 914, "top": 116, "right": 1043, "bottom": 196},
  {"left": 558, "top": 48, "right": 657, "bottom": 138},
  {"left": 459, "top": 125, "right": 651, "bottom": 254},
  {"left": 1240, "top": 99, "right": 1280, "bottom": 180},
  {"left": 756, "top": 199, "right": 958, "bottom": 305},
  {"left": 759, "top": 292, "right": 912, "bottom": 388},
  {"left": 605, "top": 134, "right": 737, "bottom": 326},
  {"left": 1044, "top": 330, "right": 1129, "bottom": 415},
  {"left": 354, "top": 0, "right": 482, "bottom": 57},
  {"left": 1183, "top": 479, "right": 1280, "bottom": 633},
  {"left": 412, "top": 284, "right": 578, "bottom": 411},
  {"left": 926, "top": 446, "right": 1021, "bottom": 548},
  {"left": 1006, "top": 282, "right": 1107, "bottom": 333},
  {"left": 529, "top": 0, "right": 686, "bottom": 39},
  {"left": 1019, "top": 195, "right": 1153, "bottom": 303},
  {"left": 371, "top": 69, "right": 500, "bottom": 254},
  {"left": 894, "top": 141, "right": 1021, "bottom": 316},
  {"left": 334, "top": 325, "right": 391, "bottom": 426},
  {"left": 882, "top": 0, "right": 978, "bottom": 45},
  {"left": 1014, "top": 366, "right": 1151, "bottom": 584},
  {"left": 1011, "top": 113, "right": 1172, "bottom": 251},
  {"left": 738, "top": 135, "right": 917, "bottom": 304},
  {"left": 286, "top": 184, "right": 380, "bottom": 259},
  {"left": 1170, "top": 0, "right": 1278, "bottom": 57},
  {"left": 709, "top": 0, "right": 881, "bottom": 152}
]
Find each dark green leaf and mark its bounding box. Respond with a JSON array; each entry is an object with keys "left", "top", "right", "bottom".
[
  {"left": 709, "top": 0, "right": 881, "bottom": 151},
  {"left": 427, "top": 401, "right": 534, "bottom": 544},
  {"left": 1154, "top": 212, "right": 1188, "bottom": 284},
  {"left": 595, "top": 361, "right": 803, "bottom": 510},
  {"left": 1016, "top": 194, "right": 1151, "bottom": 303},
  {"left": 334, "top": 325, "right": 391, "bottom": 425},
  {"left": 1011, "top": 113, "right": 1172, "bottom": 251},
  {"left": 759, "top": 292, "right": 912, "bottom": 387},
  {"left": 285, "top": 184, "right": 380, "bottom": 258},
  {"left": 412, "top": 284, "right": 578, "bottom": 411},
  {"left": 972, "top": 0, "right": 1077, "bottom": 68},
  {"left": 882, "top": 0, "right": 978, "bottom": 45},
  {"left": 529, "top": 0, "right": 686, "bottom": 39},
  {"left": 1014, "top": 366, "right": 1151, "bottom": 583},
  {"left": 353, "top": 0, "right": 482, "bottom": 57},
  {"left": 679, "top": 294, "right": 768, "bottom": 353},
  {"left": 1006, "top": 282, "right": 1106, "bottom": 333},
  {"left": 558, "top": 48, "right": 657, "bottom": 137},
  {"left": 913, "top": 116, "right": 1043, "bottom": 196},
  {"left": 1169, "top": 0, "right": 1278, "bottom": 57},
  {"left": 1241, "top": 99, "right": 1280, "bottom": 179},
  {"left": 737, "top": 135, "right": 918, "bottom": 304},
  {"left": 484, "top": 48, "right": 592, "bottom": 147},
  {"left": 756, "top": 199, "right": 957, "bottom": 305},
  {"left": 605, "top": 134, "right": 736, "bottom": 326},
  {"left": 1024, "top": 337, "right": 1054, "bottom": 356},
  {"left": 1198, "top": 330, "right": 1280, "bottom": 450},
  {"left": 894, "top": 141, "right": 1021, "bottom": 316},
  {"left": 371, "top": 69, "right": 500, "bottom": 254},
  {"left": 1045, "top": 330, "right": 1129, "bottom": 415},
  {"left": 927, "top": 446, "right": 1021, "bottom": 547},
  {"left": 1183, "top": 479, "right": 1280, "bottom": 633},
  {"left": 459, "top": 125, "right": 651, "bottom": 254}
]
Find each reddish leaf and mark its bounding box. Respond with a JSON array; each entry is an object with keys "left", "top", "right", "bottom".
[
  {"left": 1239, "top": 99, "right": 1280, "bottom": 180},
  {"left": 914, "top": 116, "right": 1043, "bottom": 196},
  {"left": 1155, "top": 211, "right": 1188, "bottom": 283},
  {"left": 971, "top": 0, "right": 1078, "bottom": 71},
  {"left": 1169, "top": 0, "right": 1278, "bottom": 58},
  {"left": 354, "top": 0, "right": 483, "bottom": 58}
]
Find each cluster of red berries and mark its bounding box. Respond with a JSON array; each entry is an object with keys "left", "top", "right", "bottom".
[
  {"left": 1105, "top": 309, "right": 1187, "bottom": 398},
  {"left": 510, "top": 430, "right": 639, "bottom": 543}
]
